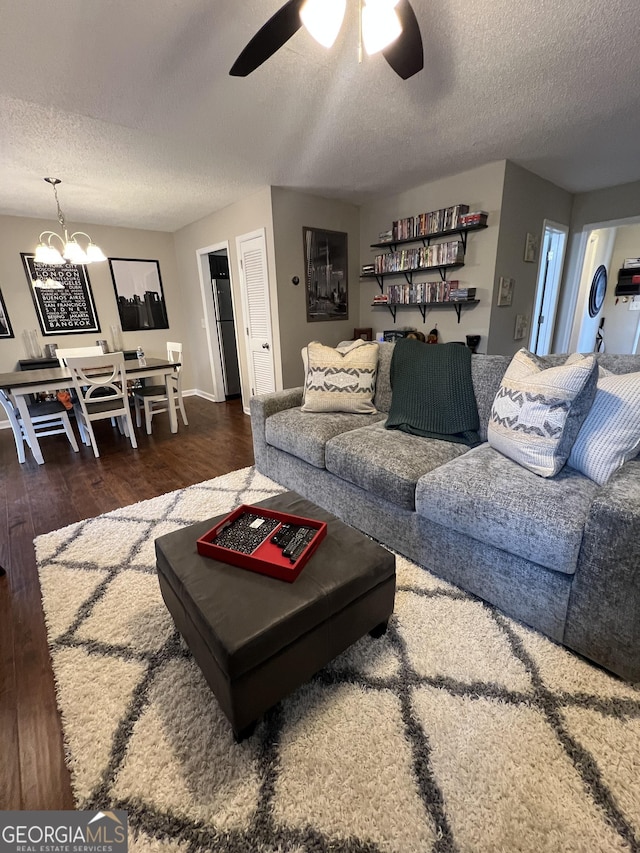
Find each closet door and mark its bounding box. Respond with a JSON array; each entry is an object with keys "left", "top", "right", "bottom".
[{"left": 236, "top": 229, "right": 276, "bottom": 395}]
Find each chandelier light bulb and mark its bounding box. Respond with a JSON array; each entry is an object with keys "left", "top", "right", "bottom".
[
  {"left": 300, "top": 0, "right": 346, "bottom": 48},
  {"left": 63, "top": 240, "right": 89, "bottom": 264},
  {"left": 35, "top": 242, "right": 53, "bottom": 263},
  {"left": 362, "top": 0, "right": 403, "bottom": 55},
  {"left": 86, "top": 242, "right": 107, "bottom": 263},
  {"left": 35, "top": 241, "right": 64, "bottom": 265}
]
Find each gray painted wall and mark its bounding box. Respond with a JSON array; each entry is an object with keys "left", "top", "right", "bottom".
[
  {"left": 489, "top": 161, "right": 573, "bottom": 356},
  {"left": 271, "top": 187, "right": 360, "bottom": 389},
  {"left": 172, "top": 187, "right": 279, "bottom": 412}
]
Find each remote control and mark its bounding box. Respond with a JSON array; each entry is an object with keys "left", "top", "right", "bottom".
[
  {"left": 271, "top": 523, "right": 299, "bottom": 549},
  {"left": 289, "top": 528, "right": 316, "bottom": 563},
  {"left": 282, "top": 526, "right": 314, "bottom": 558}
]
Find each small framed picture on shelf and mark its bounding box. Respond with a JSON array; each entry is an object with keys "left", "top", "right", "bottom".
[
  {"left": 497, "top": 276, "right": 514, "bottom": 307},
  {"left": 524, "top": 232, "right": 539, "bottom": 263},
  {"left": 353, "top": 327, "right": 373, "bottom": 341}
]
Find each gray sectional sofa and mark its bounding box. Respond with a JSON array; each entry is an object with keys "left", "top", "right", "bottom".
[{"left": 250, "top": 344, "right": 640, "bottom": 682}]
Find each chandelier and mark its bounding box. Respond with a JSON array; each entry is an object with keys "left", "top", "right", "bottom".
[{"left": 33, "top": 178, "right": 106, "bottom": 287}]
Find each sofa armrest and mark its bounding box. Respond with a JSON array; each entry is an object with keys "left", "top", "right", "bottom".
[
  {"left": 250, "top": 388, "right": 304, "bottom": 471},
  {"left": 564, "top": 458, "right": 640, "bottom": 681}
]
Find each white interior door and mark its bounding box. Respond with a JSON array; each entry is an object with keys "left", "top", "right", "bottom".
[
  {"left": 236, "top": 229, "right": 276, "bottom": 396},
  {"left": 529, "top": 221, "right": 568, "bottom": 354}
]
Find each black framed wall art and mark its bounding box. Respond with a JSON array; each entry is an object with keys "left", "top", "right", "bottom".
[
  {"left": 21, "top": 254, "right": 101, "bottom": 335},
  {"left": 108, "top": 258, "right": 169, "bottom": 331},
  {"left": 303, "top": 227, "right": 348, "bottom": 322},
  {"left": 0, "top": 288, "right": 14, "bottom": 338}
]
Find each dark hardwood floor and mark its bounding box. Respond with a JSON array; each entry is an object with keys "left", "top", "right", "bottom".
[{"left": 0, "top": 396, "right": 255, "bottom": 810}]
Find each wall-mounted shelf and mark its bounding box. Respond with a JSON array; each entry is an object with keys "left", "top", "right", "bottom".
[
  {"left": 371, "top": 222, "right": 487, "bottom": 253},
  {"left": 362, "top": 263, "right": 464, "bottom": 286},
  {"left": 371, "top": 300, "right": 480, "bottom": 324}
]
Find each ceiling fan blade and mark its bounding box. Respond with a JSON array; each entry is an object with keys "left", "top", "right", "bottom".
[
  {"left": 382, "top": 0, "right": 424, "bottom": 80},
  {"left": 230, "top": 0, "right": 306, "bottom": 77}
]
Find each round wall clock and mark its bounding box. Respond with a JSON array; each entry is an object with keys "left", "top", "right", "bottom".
[{"left": 588, "top": 265, "right": 607, "bottom": 318}]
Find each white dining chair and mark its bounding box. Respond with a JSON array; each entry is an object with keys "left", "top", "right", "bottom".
[
  {"left": 57, "top": 345, "right": 104, "bottom": 368},
  {"left": 57, "top": 346, "right": 106, "bottom": 442},
  {"left": 0, "top": 388, "right": 79, "bottom": 463},
  {"left": 133, "top": 341, "right": 188, "bottom": 435},
  {"left": 65, "top": 352, "right": 138, "bottom": 458}
]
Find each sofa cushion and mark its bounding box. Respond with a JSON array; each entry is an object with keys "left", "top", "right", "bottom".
[
  {"left": 470, "top": 355, "right": 511, "bottom": 441},
  {"left": 372, "top": 342, "right": 395, "bottom": 413},
  {"left": 567, "top": 370, "right": 640, "bottom": 485},
  {"left": 487, "top": 348, "right": 598, "bottom": 477},
  {"left": 301, "top": 340, "right": 379, "bottom": 414},
  {"left": 415, "top": 443, "right": 600, "bottom": 574},
  {"left": 326, "top": 420, "right": 468, "bottom": 510},
  {"left": 265, "top": 408, "right": 386, "bottom": 469}
]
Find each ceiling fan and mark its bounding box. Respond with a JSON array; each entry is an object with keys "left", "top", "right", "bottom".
[{"left": 229, "top": 0, "right": 424, "bottom": 80}]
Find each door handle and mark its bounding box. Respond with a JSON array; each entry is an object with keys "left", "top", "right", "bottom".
[{"left": 262, "top": 343, "right": 270, "bottom": 350}]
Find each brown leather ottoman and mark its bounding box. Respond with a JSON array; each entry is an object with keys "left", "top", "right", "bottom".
[{"left": 155, "top": 491, "right": 396, "bottom": 740}]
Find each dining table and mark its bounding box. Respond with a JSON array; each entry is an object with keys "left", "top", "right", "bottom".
[{"left": 0, "top": 357, "right": 180, "bottom": 465}]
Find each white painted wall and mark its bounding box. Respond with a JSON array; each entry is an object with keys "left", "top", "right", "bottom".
[
  {"left": 569, "top": 228, "right": 616, "bottom": 353},
  {"left": 600, "top": 223, "right": 640, "bottom": 353},
  {"left": 555, "top": 177, "right": 640, "bottom": 351}
]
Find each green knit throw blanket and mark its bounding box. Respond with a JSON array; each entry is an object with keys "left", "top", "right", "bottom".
[{"left": 386, "top": 340, "right": 481, "bottom": 446}]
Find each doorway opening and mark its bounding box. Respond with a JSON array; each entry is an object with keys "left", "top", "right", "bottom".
[
  {"left": 209, "top": 250, "right": 241, "bottom": 399},
  {"left": 529, "top": 220, "right": 568, "bottom": 355},
  {"left": 196, "top": 242, "right": 242, "bottom": 403}
]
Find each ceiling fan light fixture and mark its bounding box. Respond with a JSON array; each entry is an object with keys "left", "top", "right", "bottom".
[
  {"left": 362, "top": 0, "right": 402, "bottom": 55},
  {"left": 300, "top": 0, "right": 346, "bottom": 48}
]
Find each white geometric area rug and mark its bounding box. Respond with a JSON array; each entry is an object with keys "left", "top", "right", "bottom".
[{"left": 35, "top": 467, "right": 640, "bottom": 853}]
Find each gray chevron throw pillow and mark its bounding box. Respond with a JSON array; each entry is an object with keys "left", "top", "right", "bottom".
[
  {"left": 301, "top": 340, "right": 379, "bottom": 414},
  {"left": 488, "top": 348, "right": 598, "bottom": 477}
]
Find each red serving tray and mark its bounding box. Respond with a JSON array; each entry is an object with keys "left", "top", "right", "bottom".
[{"left": 196, "top": 504, "right": 327, "bottom": 582}]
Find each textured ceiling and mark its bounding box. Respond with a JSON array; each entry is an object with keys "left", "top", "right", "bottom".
[{"left": 1, "top": 0, "right": 640, "bottom": 232}]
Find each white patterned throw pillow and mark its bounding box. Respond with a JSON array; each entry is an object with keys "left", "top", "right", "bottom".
[
  {"left": 301, "top": 340, "right": 379, "bottom": 414},
  {"left": 568, "top": 369, "right": 640, "bottom": 485},
  {"left": 488, "top": 349, "right": 598, "bottom": 477}
]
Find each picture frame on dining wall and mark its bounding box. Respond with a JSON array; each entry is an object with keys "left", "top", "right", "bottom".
[
  {"left": 0, "top": 287, "right": 14, "bottom": 339},
  {"left": 303, "top": 227, "right": 349, "bottom": 322},
  {"left": 21, "top": 253, "right": 101, "bottom": 335},
  {"left": 108, "top": 258, "right": 169, "bottom": 332}
]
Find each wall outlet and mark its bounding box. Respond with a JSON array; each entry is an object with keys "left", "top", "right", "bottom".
[{"left": 630, "top": 297, "right": 640, "bottom": 311}]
